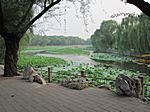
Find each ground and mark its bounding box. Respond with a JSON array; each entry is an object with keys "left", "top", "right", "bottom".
[{"left": 0, "top": 76, "right": 150, "bottom": 112}]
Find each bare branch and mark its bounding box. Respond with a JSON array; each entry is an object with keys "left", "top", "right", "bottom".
[
  {"left": 44, "top": 0, "right": 47, "bottom": 8},
  {"left": 20, "top": 0, "right": 61, "bottom": 39}
]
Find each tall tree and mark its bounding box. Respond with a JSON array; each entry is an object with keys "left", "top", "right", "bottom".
[
  {"left": 0, "top": 0, "right": 61, "bottom": 76},
  {"left": 91, "top": 20, "right": 118, "bottom": 52},
  {"left": 0, "top": 0, "right": 91, "bottom": 77}
]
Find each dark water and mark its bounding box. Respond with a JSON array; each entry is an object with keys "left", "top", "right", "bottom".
[
  {"left": 116, "top": 62, "right": 150, "bottom": 75},
  {"left": 94, "top": 60, "right": 150, "bottom": 75}
]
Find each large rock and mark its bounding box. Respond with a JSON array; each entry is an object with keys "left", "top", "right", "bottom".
[
  {"left": 0, "top": 65, "right": 4, "bottom": 70},
  {"left": 34, "top": 75, "right": 46, "bottom": 85},
  {"left": 61, "top": 78, "right": 88, "bottom": 90},
  {"left": 23, "top": 66, "right": 36, "bottom": 80},
  {"left": 23, "top": 66, "right": 46, "bottom": 85},
  {"left": 116, "top": 74, "right": 142, "bottom": 98},
  {"left": 0, "top": 65, "right": 4, "bottom": 75}
]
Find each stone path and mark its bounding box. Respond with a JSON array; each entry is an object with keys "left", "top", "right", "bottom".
[{"left": 0, "top": 77, "right": 150, "bottom": 112}]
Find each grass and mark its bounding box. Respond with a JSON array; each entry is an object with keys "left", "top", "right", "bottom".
[
  {"left": 23, "top": 45, "right": 91, "bottom": 55},
  {"left": 17, "top": 55, "right": 66, "bottom": 69}
]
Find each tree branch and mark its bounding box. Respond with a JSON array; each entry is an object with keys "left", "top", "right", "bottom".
[
  {"left": 44, "top": 0, "right": 47, "bottom": 8},
  {"left": 28, "top": 0, "right": 61, "bottom": 27},
  {"left": 127, "top": 0, "right": 150, "bottom": 16},
  {"left": 19, "top": 0, "right": 61, "bottom": 39}
]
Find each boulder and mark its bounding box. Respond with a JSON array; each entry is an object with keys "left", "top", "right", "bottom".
[
  {"left": 23, "top": 66, "right": 46, "bottom": 85},
  {"left": 61, "top": 78, "right": 88, "bottom": 90},
  {"left": 116, "top": 74, "right": 142, "bottom": 98},
  {"left": 0, "top": 65, "right": 4, "bottom": 70},
  {"left": 23, "top": 66, "right": 36, "bottom": 80},
  {"left": 34, "top": 75, "right": 46, "bottom": 85}
]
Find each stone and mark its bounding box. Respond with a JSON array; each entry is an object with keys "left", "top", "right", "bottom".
[
  {"left": 98, "top": 85, "right": 112, "bottom": 90},
  {"left": 0, "top": 65, "right": 4, "bottom": 70},
  {"left": 61, "top": 78, "right": 88, "bottom": 90},
  {"left": 133, "top": 78, "right": 142, "bottom": 98},
  {"left": 116, "top": 74, "right": 142, "bottom": 98},
  {"left": 34, "top": 75, "right": 46, "bottom": 85},
  {"left": 23, "top": 66, "right": 36, "bottom": 80},
  {"left": 23, "top": 66, "right": 46, "bottom": 85},
  {"left": 29, "top": 75, "right": 34, "bottom": 82}
]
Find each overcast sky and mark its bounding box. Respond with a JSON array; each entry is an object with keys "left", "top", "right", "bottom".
[{"left": 34, "top": 0, "right": 149, "bottom": 39}]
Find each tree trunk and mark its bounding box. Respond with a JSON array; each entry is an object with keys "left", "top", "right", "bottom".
[{"left": 3, "top": 36, "right": 20, "bottom": 77}]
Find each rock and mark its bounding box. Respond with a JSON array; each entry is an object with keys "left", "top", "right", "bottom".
[
  {"left": 0, "top": 65, "right": 4, "bottom": 70},
  {"left": 29, "top": 75, "right": 34, "bottom": 82},
  {"left": 116, "top": 74, "right": 142, "bottom": 98},
  {"left": 23, "top": 66, "right": 36, "bottom": 80},
  {"left": 61, "top": 78, "right": 88, "bottom": 90},
  {"left": 23, "top": 66, "right": 46, "bottom": 85},
  {"left": 34, "top": 75, "right": 46, "bottom": 85},
  {"left": 133, "top": 78, "right": 142, "bottom": 98},
  {"left": 98, "top": 85, "right": 112, "bottom": 90}
]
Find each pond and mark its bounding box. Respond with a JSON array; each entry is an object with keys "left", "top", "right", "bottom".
[
  {"left": 36, "top": 53, "right": 98, "bottom": 66},
  {"left": 36, "top": 53, "right": 150, "bottom": 75},
  {"left": 94, "top": 60, "right": 150, "bottom": 75}
]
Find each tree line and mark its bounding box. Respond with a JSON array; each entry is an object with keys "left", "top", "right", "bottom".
[
  {"left": 91, "top": 14, "right": 150, "bottom": 55},
  {"left": 29, "top": 34, "right": 91, "bottom": 46},
  {"left": 0, "top": 34, "right": 91, "bottom": 63}
]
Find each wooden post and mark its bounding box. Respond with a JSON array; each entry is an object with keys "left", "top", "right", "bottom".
[
  {"left": 138, "top": 76, "right": 144, "bottom": 97},
  {"left": 48, "top": 67, "right": 52, "bottom": 83},
  {"left": 81, "top": 70, "right": 86, "bottom": 78}
]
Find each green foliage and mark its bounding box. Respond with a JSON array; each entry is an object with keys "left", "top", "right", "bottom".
[
  {"left": 91, "top": 14, "right": 150, "bottom": 54},
  {"left": 23, "top": 46, "right": 90, "bottom": 55},
  {"left": 17, "top": 55, "right": 66, "bottom": 69},
  {"left": 91, "top": 53, "right": 136, "bottom": 63},
  {"left": 29, "top": 34, "right": 91, "bottom": 46},
  {"left": 116, "top": 14, "right": 150, "bottom": 54},
  {"left": 91, "top": 20, "right": 118, "bottom": 52},
  {"left": 39, "top": 64, "right": 141, "bottom": 87},
  {"left": 1, "top": 0, "right": 34, "bottom": 33},
  {"left": 20, "top": 33, "right": 31, "bottom": 50}
]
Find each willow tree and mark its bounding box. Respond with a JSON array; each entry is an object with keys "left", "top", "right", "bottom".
[
  {"left": 0, "top": 0, "right": 63, "bottom": 76},
  {"left": 91, "top": 20, "right": 118, "bottom": 52},
  {"left": 0, "top": 0, "right": 149, "bottom": 77},
  {"left": 0, "top": 0, "right": 92, "bottom": 77}
]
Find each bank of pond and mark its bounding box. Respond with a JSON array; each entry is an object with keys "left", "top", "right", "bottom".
[{"left": 17, "top": 53, "right": 150, "bottom": 97}]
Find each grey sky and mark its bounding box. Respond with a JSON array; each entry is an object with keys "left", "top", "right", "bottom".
[{"left": 34, "top": 0, "right": 149, "bottom": 39}]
